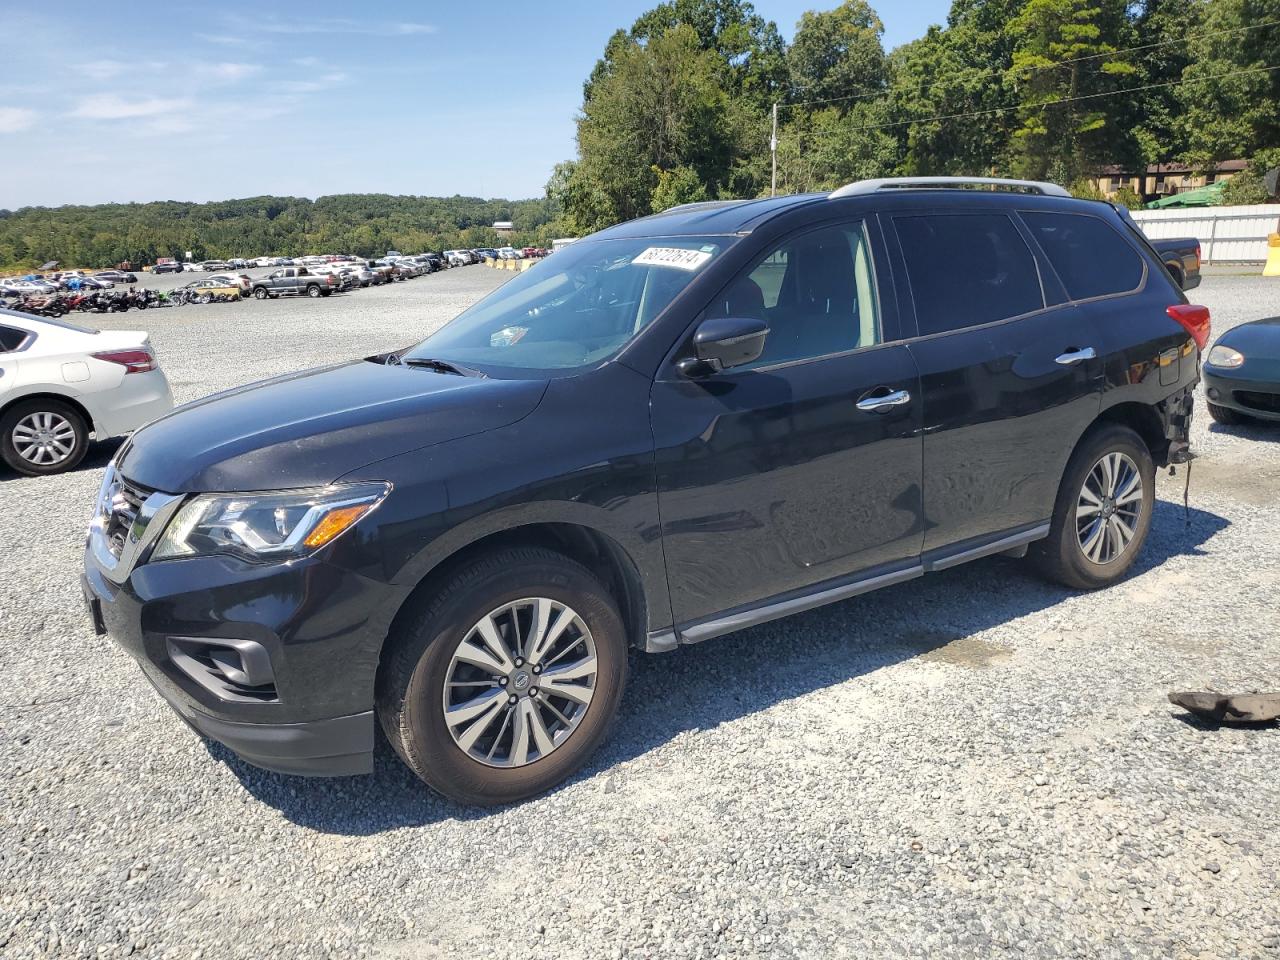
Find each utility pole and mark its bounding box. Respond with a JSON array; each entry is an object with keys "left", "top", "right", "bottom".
[{"left": 770, "top": 102, "right": 778, "bottom": 197}]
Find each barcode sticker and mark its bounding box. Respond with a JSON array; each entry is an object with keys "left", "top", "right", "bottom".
[{"left": 632, "top": 247, "right": 713, "bottom": 271}]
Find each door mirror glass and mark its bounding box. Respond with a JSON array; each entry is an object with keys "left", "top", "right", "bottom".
[{"left": 682, "top": 316, "right": 769, "bottom": 375}]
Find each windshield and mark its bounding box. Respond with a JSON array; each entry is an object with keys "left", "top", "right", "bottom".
[{"left": 404, "top": 236, "right": 729, "bottom": 372}]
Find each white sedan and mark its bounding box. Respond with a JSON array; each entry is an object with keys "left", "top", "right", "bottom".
[{"left": 0, "top": 309, "right": 174, "bottom": 476}]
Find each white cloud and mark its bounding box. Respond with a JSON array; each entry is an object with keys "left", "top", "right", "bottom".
[
  {"left": 0, "top": 106, "right": 37, "bottom": 133},
  {"left": 72, "top": 95, "right": 192, "bottom": 120},
  {"left": 279, "top": 72, "right": 348, "bottom": 94},
  {"left": 231, "top": 15, "right": 434, "bottom": 36},
  {"left": 197, "top": 33, "right": 254, "bottom": 46},
  {"left": 293, "top": 56, "right": 320, "bottom": 68},
  {"left": 77, "top": 60, "right": 128, "bottom": 80},
  {"left": 200, "top": 62, "right": 262, "bottom": 82}
]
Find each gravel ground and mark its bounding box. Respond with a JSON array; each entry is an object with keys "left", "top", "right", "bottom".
[{"left": 1, "top": 270, "right": 1278, "bottom": 960}]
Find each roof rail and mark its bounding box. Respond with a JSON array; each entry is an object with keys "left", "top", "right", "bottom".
[
  {"left": 658, "top": 199, "right": 750, "bottom": 215},
  {"left": 829, "top": 176, "right": 1071, "bottom": 199}
]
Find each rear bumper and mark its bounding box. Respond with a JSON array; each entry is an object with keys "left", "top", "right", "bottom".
[{"left": 88, "top": 369, "right": 175, "bottom": 438}]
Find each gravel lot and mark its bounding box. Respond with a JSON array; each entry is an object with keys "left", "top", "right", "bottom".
[{"left": 2, "top": 269, "right": 1278, "bottom": 960}]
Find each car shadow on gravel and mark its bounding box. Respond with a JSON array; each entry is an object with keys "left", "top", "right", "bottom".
[
  {"left": 1207, "top": 420, "right": 1280, "bottom": 442},
  {"left": 219, "top": 498, "right": 1229, "bottom": 834}
]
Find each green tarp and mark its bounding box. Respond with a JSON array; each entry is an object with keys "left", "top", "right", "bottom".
[{"left": 1146, "top": 180, "right": 1228, "bottom": 208}]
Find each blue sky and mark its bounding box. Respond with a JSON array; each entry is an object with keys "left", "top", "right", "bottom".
[{"left": 0, "top": 1, "right": 951, "bottom": 209}]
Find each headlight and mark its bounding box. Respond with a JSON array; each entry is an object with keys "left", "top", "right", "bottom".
[
  {"left": 151, "top": 482, "right": 390, "bottom": 563},
  {"left": 1206, "top": 344, "right": 1245, "bottom": 368}
]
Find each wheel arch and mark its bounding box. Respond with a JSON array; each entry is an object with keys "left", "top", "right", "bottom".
[
  {"left": 1094, "top": 400, "right": 1169, "bottom": 466},
  {"left": 376, "top": 520, "right": 654, "bottom": 689},
  {"left": 0, "top": 390, "right": 95, "bottom": 434}
]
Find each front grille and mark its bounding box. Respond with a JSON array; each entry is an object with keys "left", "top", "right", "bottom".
[
  {"left": 105, "top": 477, "right": 152, "bottom": 558},
  {"left": 1235, "top": 390, "right": 1280, "bottom": 414}
]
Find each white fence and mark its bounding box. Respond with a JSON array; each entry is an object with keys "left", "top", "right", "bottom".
[{"left": 1132, "top": 205, "right": 1279, "bottom": 264}]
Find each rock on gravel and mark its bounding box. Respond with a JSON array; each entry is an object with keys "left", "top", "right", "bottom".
[{"left": 1, "top": 271, "right": 1277, "bottom": 959}]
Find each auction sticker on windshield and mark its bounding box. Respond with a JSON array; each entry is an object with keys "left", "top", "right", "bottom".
[{"left": 632, "top": 247, "right": 714, "bottom": 271}]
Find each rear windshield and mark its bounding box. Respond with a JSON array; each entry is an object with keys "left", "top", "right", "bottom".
[{"left": 404, "top": 236, "right": 730, "bottom": 373}]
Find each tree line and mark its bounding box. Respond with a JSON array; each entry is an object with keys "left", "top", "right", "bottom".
[
  {"left": 0, "top": 194, "right": 557, "bottom": 272},
  {"left": 548, "top": 0, "right": 1280, "bottom": 234}
]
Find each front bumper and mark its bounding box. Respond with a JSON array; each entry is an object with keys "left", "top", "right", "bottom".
[
  {"left": 1203, "top": 368, "right": 1280, "bottom": 422},
  {"left": 146, "top": 674, "right": 373, "bottom": 776},
  {"left": 81, "top": 477, "right": 398, "bottom": 776}
]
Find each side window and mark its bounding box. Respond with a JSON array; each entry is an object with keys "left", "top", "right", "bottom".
[
  {"left": 0, "top": 325, "right": 29, "bottom": 352},
  {"left": 895, "top": 213, "right": 1044, "bottom": 336},
  {"left": 705, "top": 221, "right": 880, "bottom": 368},
  {"left": 1022, "top": 211, "right": 1145, "bottom": 301}
]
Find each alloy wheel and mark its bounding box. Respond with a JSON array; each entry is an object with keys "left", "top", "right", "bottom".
[
  {"left": 12, "top": 411, "right": 77, "bottom": 466},
  {"left": 1076, "top": 451, "right": 1143, "bottom": 565},
  {"left": 442, "top": 598, "right": 597, "bottom": 768}
]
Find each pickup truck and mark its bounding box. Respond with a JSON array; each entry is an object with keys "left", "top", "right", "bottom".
[
  {"left": 250, "top": 267, "right": 336, "bottom": 299},
  {"left": 1149, "top": 237, "right": 1201, "bottom": 291},
  {"left": 1114, "top": 207, "right": 1201, "bottom": 291}
]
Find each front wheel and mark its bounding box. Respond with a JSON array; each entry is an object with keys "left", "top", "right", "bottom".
[
  {"left": 254, "top": 287, "right": 269, "bottom": 300},
  {"left": 377, "top": 547, "right": 628, "bottom": 805},
  {"left": 1029, "top": 423, "right": 1155, "bottom": 590}
]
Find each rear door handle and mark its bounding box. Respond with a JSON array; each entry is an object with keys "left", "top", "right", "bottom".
[
  {"left": 1055, "top": 346, "right": 1097, "bottom": 366},
  {"left": 856, "top": 389, "right": 911, "bottom": 412}
]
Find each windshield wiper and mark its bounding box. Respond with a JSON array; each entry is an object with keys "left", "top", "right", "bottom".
[{"left": 397, "top": 356, "right": 482, "bottom": 377}]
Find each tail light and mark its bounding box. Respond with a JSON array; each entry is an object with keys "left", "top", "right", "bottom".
[
  {"left": 93, "top": 348, "right": 156, "bottom": 374},
  {"left": 1194, "top": 242, "right": 1202, "bottom": 266},
  {"left": 1167, "top": 304, "right": 1211, "bottom": 351}
]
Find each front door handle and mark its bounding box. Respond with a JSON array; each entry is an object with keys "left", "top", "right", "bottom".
[
  {"left": 1055, "top": 346, "right": 1097, "bottom": 366},
  {"left": 856, "top": 389, "right": 911, "bottom": 412}
]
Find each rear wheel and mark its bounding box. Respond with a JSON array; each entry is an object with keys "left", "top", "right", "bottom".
[
  {"left": 1, "top": 399, "right": 89, "bottom": 476},
  {"left": 377, "top": 547, "right": 628, "bottom": 805},
  {"left": 1207, "top": 401, "right": 1246, "bottom": 425},
  {"left": 306, "top": 284, "right": 321, "bottom": 298},
  {"left": 1029, "top": 423, "right": 1154, "bottom": 590}
]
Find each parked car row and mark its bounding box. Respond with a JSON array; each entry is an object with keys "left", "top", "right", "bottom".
[{"left": 0, "top": 269, "right": 140, "bottom": 296}]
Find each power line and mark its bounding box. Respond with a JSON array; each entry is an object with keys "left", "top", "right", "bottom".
[
  {"left": 779, "top": 18, "right": 1280, "bottom": 113},
  {"left": 780, "top": 62, "right": 1280, "bottom": 141}
]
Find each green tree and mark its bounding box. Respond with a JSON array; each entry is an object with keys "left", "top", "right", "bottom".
[
  {"left": 568, "top": 24, "right": 743, "bottom": 230},
  {"left": 787, "top": 1, "right": 888, "bottom": 104},
  {"left": 1004, "top": 0, "right": 1137, "bottom": 182},
  {"left": 887, "top": 0, "right": 1024, "bottom": 176},
  {"left": 1176, "top": 0, "right": 1280, "bottom": 168},
  {"left": 607, "top": 0, "right": 789, "bottom": 107},
  {"left": 651, "top": 165, "right": 711, "bottom": 211}
]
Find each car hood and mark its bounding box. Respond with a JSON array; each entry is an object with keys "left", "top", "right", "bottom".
[
  {"left": 1218, "top": 316, "right": 1280, "bottom": 356},
  {"left": 1214, "top": 316, "right": 1280, "bottom": 380},
  {"left": 119, "top": 360, "right": 548, "bottom": 492}
]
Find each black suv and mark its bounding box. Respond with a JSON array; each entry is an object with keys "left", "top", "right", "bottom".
[{"left": 82, "top": 178, "right": 1207, "bottom": 804}]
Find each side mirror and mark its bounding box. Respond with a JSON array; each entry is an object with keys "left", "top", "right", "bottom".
[{"left": 679, "top": 316, "right": 769, "bottom": 376}]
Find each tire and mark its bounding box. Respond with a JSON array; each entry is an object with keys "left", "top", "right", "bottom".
[
  {"left": 1207, "top": 401, "right": 1246, "bottom": 425},
  {"left": 306, "top": 284, "right": 321, "bottom": 298},
  {"left": 254, "top": 287, "right": 269, "bottom": 300},
  {"left": 1, "top": 398, "right": 90, "bottom": 477},
  {"left": 377, "top": 547, "right": 628, "bottom": 806},
  {"left": 197, "top": 294, "right": 211, "bottom": 304},
  {"left": 1029, "top": 423, "right": 1155, "bottom": 590}
]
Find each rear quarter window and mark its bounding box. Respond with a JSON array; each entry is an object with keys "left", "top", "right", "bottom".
[
  {"left": 1021, "top": 211, "right": 1145, "bottom": 301},
  {"left": 0, "top": 324, "right": 30, "bottom": 352}
]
